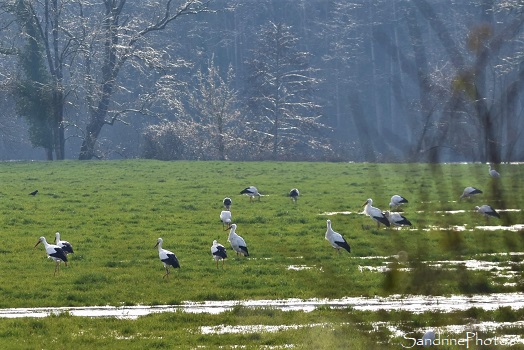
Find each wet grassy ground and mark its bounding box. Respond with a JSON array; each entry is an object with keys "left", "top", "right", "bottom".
[{"left": 0, "top": 160, "right": 522, "bottom": 348}]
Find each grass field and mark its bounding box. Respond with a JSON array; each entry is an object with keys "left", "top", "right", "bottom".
[{"left": 0, "top": 160, "right": 522, "bottom": 349}]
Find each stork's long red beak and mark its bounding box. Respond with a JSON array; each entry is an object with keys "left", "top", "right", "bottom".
[{"left": 34, "top": 241, "right": 41, "bottom": 248}]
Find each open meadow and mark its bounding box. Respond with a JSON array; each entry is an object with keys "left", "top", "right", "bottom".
[{"left": 0, "top": 160, "right": 523, "bottom": 349}]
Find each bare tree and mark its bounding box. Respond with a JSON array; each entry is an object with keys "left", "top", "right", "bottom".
[
  {"left": 318, "top": 1, "right": 363, "bottom": 136},
  {"left": 142, "top": 121, "right": 188, "bottom": 160},
  {"left": 0, "top": 0, "right": 217, "bottom": 160},
  {"left": 246, "top": 21, "right": 327, "bottom": 160},
  {"left": 77, "top": 0, "right": 215, "bottom": 160},
  {"left": 187, "top": 58, "right": 241, "bottom": 160},
  {"left": 141, "top": 56, "right": 244, "bottom": 160}
]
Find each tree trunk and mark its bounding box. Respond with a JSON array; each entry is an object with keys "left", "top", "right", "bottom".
[
  {"left": 78, "top": 1, "right": 118, "bottom": 160},
  {"left": 52, "top": 88, "right": 65, "bottom": 160},
  {"left": 45, "top": 148, "right": 53, "bottom": 160},
  {"left": 78, "top": 110, "right": 107, "bottom": 160}
]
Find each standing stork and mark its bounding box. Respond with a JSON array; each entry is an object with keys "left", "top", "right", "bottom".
[
  {"left": 240, "top": 186, "right": 261, "bottom": 202},
  {"left": 55, "top": 232, "right": 74, "bottom": 255},
  {"left": 220, "top": 210, "right": 232, "bottom": 229},
  {"left": 154, "top": 238, "right": 180, "bottom": 278},
  {"left": 34, "top": 236, "right": 68, "bottom": 276},
  {"left": 223, "top": 197, "right": 232, "bottom": 210},
  {"left": 475, "top": 205, "right": 500, "bottom": 220},
  {"left": 211, "top": 240, "right": 228, "bottom": 268},
  {"left": 460, "top": 187, "right": 483, "bottom": 200},
  {"left": 488, "top": 164, "right": 500, "bottom": 178},
  {"left": 289, "top": 188, "right": 299, "bottom": 203},
  {"left": 325, "top": 220, "right": 351, "bottom": 254},
  {"left": 389, "top": 195, "right": 408, "bottom": 209},
  {"left": 227, "top": 224, "right": 249, "bottom": 257},
  {"left": 384, "top": 211, "right": 412, "bottom": 227},
  {"left": 363, "top": 198, "right": 390, "bottom": 228}
]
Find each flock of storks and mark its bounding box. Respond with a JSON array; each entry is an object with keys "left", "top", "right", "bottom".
[{"left": 33, "top": 165, "right": 502, "bottom": 277}]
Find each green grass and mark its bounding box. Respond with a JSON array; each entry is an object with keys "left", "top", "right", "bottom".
[{"left": 0, "top": 160, "right": 522, "bottom": 348}]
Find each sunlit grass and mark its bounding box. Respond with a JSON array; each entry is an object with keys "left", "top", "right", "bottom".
[{"left": 0, "top": 160, "right": 522, "bottom": 348}]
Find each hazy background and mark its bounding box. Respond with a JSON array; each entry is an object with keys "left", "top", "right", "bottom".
[{"left": 0, "top": 0, "right": 522, "bottom": 162}]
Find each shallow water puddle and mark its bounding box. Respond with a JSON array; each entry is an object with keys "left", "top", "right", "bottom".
[
  {"left": 2, "top": 293, "right": 524, "bottom": 319},
  {"left": 423, "top": 224, "right": 524, "bottom": 232},
  {"left": 475, "top": 224, "right": 524, "bottom": 231},
  {"left": 420, "top": 208, "right": 522, "bottom": 213},
  {"left": 287, "top": 265, "right": 314, "bottom": 271},
  {"left": 479, "top": 252, "right": 524, "bottom": 257},
  {"left": 319, "top": 210, "right": 523, "bottom": 232},
  {"left": 200, "top": 322, "right": 332, "bottom": 335},
  {"left": 358, "top": 254, "right": 524, "bottom": 286},
  {"left": 429, "top": 259, "right": 519, "bottom": 271},
  {"left": 434, "top": 210, "right": 467, "bottom": 214},
  {"left": 320, "top": 211, "right": 353, "bottom": 215}
]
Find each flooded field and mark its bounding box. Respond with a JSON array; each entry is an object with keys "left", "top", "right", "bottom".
[
  {"left": 357, "top": 252, "right": 524, "bottom": 287},
  {"left": 199, "top": 320, "right": 524, "bottom": 347},
  {"left": 4, "top": 193, "right": 522, "bottom": 346},
  {"left": 1, "top": 292, "right": 523, "bottom": 319},
  {"left": 3, "top": 250, "right": 523, "bottom": 320},
  {"left": 3, "top": 291, "right": 524, "bottom": 346}
]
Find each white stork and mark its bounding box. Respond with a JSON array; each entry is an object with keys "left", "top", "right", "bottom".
[
  {"left": 154, "top": 238, "right": 180, "bottom": 278},
  {"left": 211, "top": 240, "right": 228, "bottom": 268},
  {"left": 227, "top": 224, "right": 249, "bottom": 257},
  {"left": 363, "top": 198, "right": 390, "bottom": 228},
  {"left": 460, "top": 187, "right": 483, "bottom": 200},
  {"left": 289, "top": 188, "right": 299, "bottom": 203},
  {"left": 325, "top": 220, "right": 351, "bottom": 254},
  {"left": 220, "top": 210, "right": 232, "bottom": 229},
  {"left": 475, "top": 205, "right": 500, "bottom": 220},
  {"left": 34, "top": 236, "right": 68, "bottom": 276},
  {"left": 489, "top": 164, "right": 500, "bottom": 178},
  {"left": 389, "top": 195, "right": 408, "bottom": 209},
  {"left": 384, "top": 211, "right": 412, "bottom": 227},
  {"left": 55, "top": 232, "right": 74, "bottom": 255},
  {"left": 223, "top": 197, "right": 232, "bottom": 210},
  {"left": 240, "top": 186, "right": 261, "bottom": 202}
]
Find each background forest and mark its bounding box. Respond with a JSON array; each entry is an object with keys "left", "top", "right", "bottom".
[{"left": 0, "top": 0, "right": 523, "bottom": 162}]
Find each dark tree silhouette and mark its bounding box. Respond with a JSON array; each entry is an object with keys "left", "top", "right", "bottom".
[{"left": 9, "top": 0, "right": 66, "bottom": 159}]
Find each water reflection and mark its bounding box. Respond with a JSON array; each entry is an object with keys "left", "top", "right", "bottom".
[{"left": 1, "top": 293, "right": 523, "bottom": 319}]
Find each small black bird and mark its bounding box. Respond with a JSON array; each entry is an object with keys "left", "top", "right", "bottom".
[{"left": 29, "top": 190, "right": 38, "bottom": 196}]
